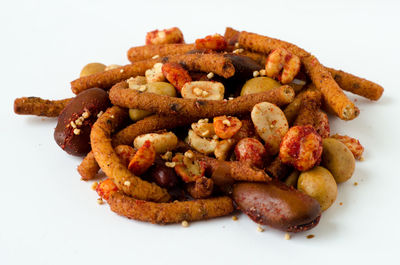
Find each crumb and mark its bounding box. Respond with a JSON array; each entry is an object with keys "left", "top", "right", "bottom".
[
  {"left": 257, "top": 226, "right": 264, "bottom": 232},
  {"left": 165, "top": 162, "right": 176, "bottom": 168},
  {"left": 306, "top": 234, "right": 315, "bottom": 239},
  {"left": 91, "top": 182, "right": 98, "bottom": 190},
  {"left": 124, "top": 180, "right": 131, "bottom": 187},
  {"left": 339, "top": 202, "right": 343, "bottom": 206},
  {"left": 207, "top": 72, "right": 214, "bottom": 79},
  {"left": 354, "top": 182, "right": 358, "bottom": 186},
  {"left": 181, "top": 220, "right": 189, "bottom": 227},
  {"left": 152, "top": 54, "right": 160, "bottom": 59},
  {"left": 232, "top": 216, "right": 238, "bottom": 221},
  {"left": 284, "top": 233, "right": 291, "bottom": 240},
  {"left": 97, "top": 198, "right": 104, "bottom": 205},
  {"left": 253, "top": 70, "right": 260, "bottom": 77},
  {"left": 259, "top": 69, "right": 266, "bottom": 76}
]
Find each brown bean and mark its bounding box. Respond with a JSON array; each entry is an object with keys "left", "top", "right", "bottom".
[
  {"left": 54, "top": 88, "right": 110, "bottom": 156},
  {"left": 232, "top": 182, "right": 321, "bottom": 232},
  {"left": 147, "top": 157, "right": 179, "bottom": 189}
]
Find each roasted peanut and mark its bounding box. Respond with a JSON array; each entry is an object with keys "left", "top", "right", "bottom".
[
  {"left": 186, "top": 129, "right": 218, "bottom": 155},
  {"left": 214, "top": 139, "right": 235, "bottom": 161},
  {"left": 181, "top": 81, "right": 224, "bottom": 100},
  {"left": 298, "top": 166, "right": 337, "bottom": 211},
  {"left": 195, "top": 33, "right": 227, "bottom": 51},
  {"left": 240, "top": 77, "right": 281, "bottom": 96},
  {"left": 128, "top": 140, "right": 156, "bottom": 175},
  {"left": 134, "top": 132, "right": 178, "bottom": 154},
  {"left": 331, "top": 134, "right": 364, "bottom": 160},
  {"left": 161, "top": 62, "right": 192, "bottom": 92},
  {"left": 80, "top": 62, "right": 106, "bottom": 77},
  {"left": 234, "top": 138, "right": 266, "bottom": 168},
  {"left": 251, "top": 102, "right": 288, "bottom": 155},
  {"left": 279, "top": 125, "right": 323, "bottom": 171},
  {"left": 265, "top": 48, "right": 301, "bottom": 84},
  {"left": 322, "top": 138, "right": 355, "bottom": 183},
  {"left": 145, "top": 27, "right": 184, "bottom": 45},
  {"left": 145, "top": 63, "right": 165, "bottom": 83},
  {"left": 213, "top": 116, "right": 242, "bottom": 139}
]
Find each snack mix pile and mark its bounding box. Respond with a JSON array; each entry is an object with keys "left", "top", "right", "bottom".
[{"left": 14, "top": 27, "right": 383, "bottom": 235}]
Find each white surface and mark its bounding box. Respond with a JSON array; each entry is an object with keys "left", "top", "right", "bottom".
[{"left": 1, "top": 0, "right": 400, "bottom": 264}]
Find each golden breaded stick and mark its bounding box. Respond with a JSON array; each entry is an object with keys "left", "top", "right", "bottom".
[
  {"left": 77, "top": 151, "right": 100, "bottom": 181},
  {"left": 112, "top": 114, "right": 195, "bottom": 146},
  {"left": 197, "top": 154, "right": 271, "bottom": 183},
  {"left": 224, "top": 27, "right": 240, "bottom": 46},
  {"left": 71, "top": 54, "right": 235, "bottom": 94},
  {"left": 109, "top": 81, "right": 294, "bottom": 119},
  {"left": 90, "top": 106, "right": 170, "bottom": 202},
  {"left": 186, "top": 177, "right": 214, "bottom": 199},
  {"left": 284, "top": 84, "right": 318, "bottom": 124},
  {"left": 108, "top": 192, "right": 233, "bottom": 224},
  {"left": 127, "top": 43, "right": 195, "bottom": 63},
  {"left": 327, "top": 67, "right": 383, "bottom": 100},
  {"left": 302, "top": 56, "right": 359, "bottom": 120},
  {"left": 239, "top": 31, "right": 359, "bottom": 120},
  {"left": 14, "top": 97, "right": 72, "bottom": 117},
  {"left": 293, "top": 89, "right": 322, "bottom": 127},
  {"left": 265, "top": 156, "right": 292, "bottom": 180}
]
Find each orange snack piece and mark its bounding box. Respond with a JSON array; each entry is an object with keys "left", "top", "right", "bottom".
[
  {"left": 128, "top": 140, "right": 156, "bottom": 175},
  {"left": 146, "top": 27, "right": 184, "bottom": 45},
  {"left": 195, "top": 34, "right": 227, "bottom": 51},
  {"left": 213, "top": 116, "right": 242, "bottom": 139},
  {"left": 161, "top": 62, "right": 192, "bottom": 92},
  {"left": 331, "top": 134, "right": 364, "bottom": 160}
]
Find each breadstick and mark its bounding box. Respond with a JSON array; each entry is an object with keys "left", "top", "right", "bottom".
[
  {"left": 127, "top": 43, "right": 195, "bottom": 63},
  {"left": 327, "top": 67, "right": 383, "bottom": 100},
  {"left": 77, "top": 151, "right": 100, "bottom": 181},
  {"left": 239, "top": 31, "right": 359, "bottom": 120},
  {"left": 197, "top": 155, "right": 271, "bottom": 183},
  {"left": 108, "top": 192, "right": 233, "bottom": 224},
  {"left": 302, "top": 56, "right": 359, "bottom": 120},
  {"left": 14, "top": 97, "right": 72, "bottom": 117},
  {"left": 71, "top": 53, "right": 235, "bottom": 94},
  {"left": 90, "top": 106, "right": 170, "bottom": 202},
  {"left": 265, "top": 156, "right": 292, "bottom": 180},
  {"left": 224, "top": 27, "right": 240, "bottom": 46},
  {"left": 293, "top": 89, "right": 322, "bottom": 127},
  {"left": 186, "top": 177, "right": 214, "bottom": 199},
  {"left": 109, "top": 81, "right": 294, "bottom": 119}
]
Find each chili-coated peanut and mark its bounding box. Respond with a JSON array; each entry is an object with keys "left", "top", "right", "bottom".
[{"left": 134, "top": 132, "right": 178, "bottom": 154}]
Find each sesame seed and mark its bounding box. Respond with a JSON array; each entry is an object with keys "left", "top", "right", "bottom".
[
  {"left": 110, "top": 115, "right": 114, "bottom": 119},
  {"left": 259, "top": 69, "right": 266, "bottom": 76},
  {"left": 200, "top": 130, "right": 210, "bottom": 137},
  {"left": 253, "top": 70, "right": 260, "bottom": 77},
  {"left": 232, "top": 48, "right": 244, "bottom": 54},
  {"left": 91, "top": 182, "right": 98, "bottom": 190},
  {"left": 73, "top": 129, "right": 81, "bottom": 135},
  {"left": 82, "top": 111, "right": 90, "bottom": 119},
  {"left": 165, "top": 162, "right": 176, "bottom": 168},
  {"left": 228, "top": 97, "right": 234, "bottom": 100},
  {"left": 120, "top": 69, "right": 124, "bottom": 73},
  {"left": 222, "top": 119, "right": 231, "bottom": 126},
  {"left": 124, "top": 181, "right": 131, "bottom": 187},
  {"left": 97, "top": 111, "right": 103, "bottom": 118},
  {"left": 152, "top": 54, "right": 160, "bottom": 59},
  {"left": 181, "top": 220, "right": 189, "bottom": 227},
  {"left": 257, "top": 226, "right": 265, "bottom": 232},
  {"left": 97, "top": 198, "right": 104, "bottom": 205},
  {"left": 234, "top": 42, "right": 240, "bottom": 48},
  {"left": 232, "top": 216, "right": 238, "bottom": 221},
  {"left": 184, "top": 151, "right": 194, "bottom": 159},
  {"left": 207, "top": 72, "right": 214, "bottom": 79},
  {"left": 161, "top": 151, "right": 173, "bottom": 161},
  {"left": 75, "top": 119, "right": 83, "bottom": 126},
  {"left": 270, "top": 124, "right": 275, "bottom": 129},
  {"left": 284, "top": 233, "right": 291, "bottom": 240}
]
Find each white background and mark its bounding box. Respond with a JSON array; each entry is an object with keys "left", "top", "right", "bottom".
[{"left": 1, "top": 0, "right": 400, "bottom": 264}]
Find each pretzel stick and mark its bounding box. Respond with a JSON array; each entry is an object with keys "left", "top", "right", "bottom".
[
  {"left": 328, "top": 67, "right": 383, "bottom": 100},
  {"left": 108, "top": 192, "right": 233, "bottom": 224},
  {"left": 239, "top": 31, "right": 359, "bottom": 120},
  {"left": 90, "top": 106, "right": 170, "bottom": 202},
  {"left": 14, "top": 97, "right": 72, "bottom": 117},
  {"left": 109, "top": 81, "right": 294, "bottom": 119},
  {"left": 77, "top": 151, "right": 100, "bottom": 181},
  {"left": 71, "top": 54, "right": 235, "bottom": 94},
  {"left": 127, "top": 43, "right": 195, "bottom": 62}
]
